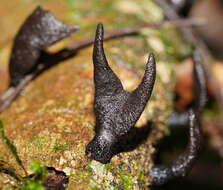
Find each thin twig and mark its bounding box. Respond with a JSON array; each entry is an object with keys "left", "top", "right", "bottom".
[
  {"left": 65, "top": 18, "right": 202, "bottom": 51},
  {"left": 154, "top": 0, "right": 223, "bottom": 107},
  {"left": 154, "top": 0, "right": 209, "bottom": 54},
  {"left": 0, "top": 18, "right": 203, "bottom": 113},
  {"left": 0, "top": 65, "right": 44, "bottom": 113}
]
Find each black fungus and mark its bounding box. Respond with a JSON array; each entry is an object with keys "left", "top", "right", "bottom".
[
  {"left": 167, "top": 49, "right": 207, "bottom": 127},
  {"left": 9, "top": 6, "right": 78, "bottom": 86},
  {"left": 149, "top": 50, "right": 206, "bottom": 186},
  {"left": 193, "top": 49, "right": 207, "bottom": 113},
  {"left": 85, "top": 23, "right": 156, "bottom": 164},
  {"left": 149, "top": 109, "right": 202, "bottom": 185}
]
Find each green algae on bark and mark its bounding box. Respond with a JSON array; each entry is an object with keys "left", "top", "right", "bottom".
[{"left": 0, "top": 0, "right": 180, "bottom": 189}]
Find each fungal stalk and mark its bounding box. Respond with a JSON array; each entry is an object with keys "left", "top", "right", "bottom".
[
  {"left": 149, "top": 49, "right": 206, "bottom": 186},
  {"left": 86, "top": 23, "right": 156, "bottom": 164},
  {"left": 149, "top": 109, "right": 202, "bottom": 185}
]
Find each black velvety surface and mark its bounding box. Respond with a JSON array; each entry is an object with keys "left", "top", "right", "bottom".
[
  {"left": 86, "top": 23, "right": 156, "bottom": 164},
  {"left": 149, "top": 50, "right": 206, "bottom": 186},
  {"left": 9, "top": 6, "right": 78, "bottom": 86}
]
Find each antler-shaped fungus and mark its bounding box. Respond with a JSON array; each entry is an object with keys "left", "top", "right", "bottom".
[
  {"left": 86, "top": 23, "right": 156, "bottom": 164},
  {"left": 9, "top": 6, "right": 78, "bottom": 86},
  {"left": 149, "top": 50, "right": 206, "bottom": 186}
]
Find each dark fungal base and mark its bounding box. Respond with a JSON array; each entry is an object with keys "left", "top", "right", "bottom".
[
  {"left": 149, "top": 49, "right": 206, "bottom": 186},
  {"left": 85, "top": 23, "right": 156, "bottom": 164},
  {"left": 9, "top": 6, "right": 78, "bottom": 86},
  {"left": 149, "top": 109, "right": 202, "bottom": 186}
]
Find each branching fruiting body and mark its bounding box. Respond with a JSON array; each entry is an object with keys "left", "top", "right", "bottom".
[
  {"left": 9, "top": 6, "right": 78, "bottom": 86},
  {"left": 86, "top": 23, "right": 156, "bottom": 164}
]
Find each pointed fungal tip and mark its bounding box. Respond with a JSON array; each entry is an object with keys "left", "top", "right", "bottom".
[
  {"left": 95, "top": 23, "right": 104, "bottom": 38},
  {"left": 147, "top": 53, "right": 156, "bottom": 65},
  {"left": 97, "top": 23, "right": 104, "bottom": 30},
  {"left": 149, "top": 53, "right": 155, "bottom": 60},
  {"left": 146, "top": 53, "right": 156, "bottom": 72},
  {"left": 36, "top": 5, "right": 43, "bottom": 10}
]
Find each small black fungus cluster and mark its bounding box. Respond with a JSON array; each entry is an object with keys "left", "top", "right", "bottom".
[
  {"left": 2, "top": 5, "right": 207, "bottom": 187},
  {"left": 86, "top": 24, "right": 206, "bottom": 186}
]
